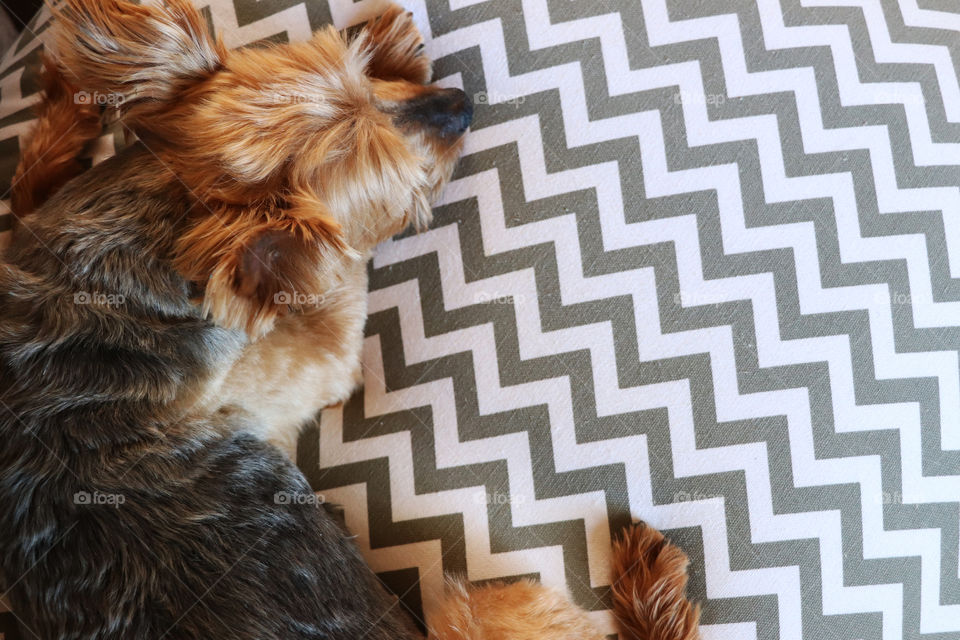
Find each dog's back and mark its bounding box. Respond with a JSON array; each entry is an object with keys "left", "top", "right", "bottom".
[{"left": 0, "top": 145, "right": 422, "bottom": 640}]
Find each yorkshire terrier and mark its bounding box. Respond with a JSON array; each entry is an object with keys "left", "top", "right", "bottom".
[{"left": 0, "top": 1, "right": 700, "bottom": 638}]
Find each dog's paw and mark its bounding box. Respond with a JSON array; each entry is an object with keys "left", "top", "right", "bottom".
[{"left": 363, "top": 4, "right": 431, "bottom": 84}]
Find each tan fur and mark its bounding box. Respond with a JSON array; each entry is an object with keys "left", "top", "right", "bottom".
[
  {"left": 50, "top": 0, "right": 461, "bottom": 338},
  {"left": 428, "top": 579, "right": 606, "bottom": 640},
  {"left": 428, "top": 523, "right": 701, "bottom": 640},
  {"left": 201, "top": 259, "right": 370, "bottom": 458}
]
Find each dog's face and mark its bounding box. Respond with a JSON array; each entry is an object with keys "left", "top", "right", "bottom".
[{"left": 56, "top": 0, "right": 471, "bottom": 335}]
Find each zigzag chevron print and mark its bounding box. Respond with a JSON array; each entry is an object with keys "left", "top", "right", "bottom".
[{"left": 2, "top": 0, "right": 960, "bottom": 638}]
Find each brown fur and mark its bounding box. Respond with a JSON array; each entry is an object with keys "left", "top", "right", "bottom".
[
  {"left": 10, "top": 55, "right": 101, "bottom": 217},
  {"left": 46, "top": 0, "right": 463, "bottom": 339},
  {"left": 427, "top": 523, "right": 701, "bottom": 640},
  {"left": 362, "top": 5, "right": 433, "bottom": 84},
  {"left": 611, "top": 522, "right": 701, "bottom": 640}
]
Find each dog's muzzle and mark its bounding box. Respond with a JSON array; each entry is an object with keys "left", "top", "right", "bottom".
[{"left": 403, "top": 88, "right": 474, "bottom": 139}]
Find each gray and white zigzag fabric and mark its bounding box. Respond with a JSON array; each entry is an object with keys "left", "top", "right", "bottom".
[{"left": 1, "top": 1, "right": 959, "bottom": 638}]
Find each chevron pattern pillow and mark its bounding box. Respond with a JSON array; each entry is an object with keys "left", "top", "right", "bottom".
[{"left": 3, "top": 2, "right": 960, "bottom": 639}]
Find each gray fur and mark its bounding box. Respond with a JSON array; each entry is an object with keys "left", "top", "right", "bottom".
[{"left": 0, "top": 144, "right": 422, "bottom": 640}]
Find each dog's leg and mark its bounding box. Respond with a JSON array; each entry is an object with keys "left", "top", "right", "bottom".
[
  {"left": 11, "top": 55, "right": 101, "bottom": 218},
  {"left": 209, "top": 258, "right": 369, "bottom": 459},
  {"left": 427, "top": 578, "right": 606, "bottom": 640},
  {"left": 427, "top": 522, "right": 701, "bottom": 640}
]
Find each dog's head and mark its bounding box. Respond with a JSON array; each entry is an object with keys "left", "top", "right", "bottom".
[{"left": 55, "top": 0, "right": 471, "bottom": 336}]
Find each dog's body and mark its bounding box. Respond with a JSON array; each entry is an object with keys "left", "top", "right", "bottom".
[
  {"left": 0, "top": 2, "right": 465, "bottom": 637},
  {"left": 0, "top": 2, "right": 702, "bottom": 639},
  {"left": 1, "top": 143, "right": 424, "bottom": 640}
]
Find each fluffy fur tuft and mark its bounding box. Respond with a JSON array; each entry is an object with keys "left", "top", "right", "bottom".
[
  {"left": 53, "top": 0, "right": 226, "bottom": 123},
  {"left": 173, "top": 200, "right": 350, "bottom": 337},
  {"left": 10, "top": 55, "right": 101, "bottom": 217},
  {"left": 361, "top": 5, "right": 432, "bottom": 84},
  {"left": 611, "top": 522, "right": 702, "bottom": 640}
]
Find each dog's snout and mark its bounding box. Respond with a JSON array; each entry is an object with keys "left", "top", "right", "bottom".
[
  {"left": 442, "top": 88, "right": 473, "bottom": 136},
  {"left": 404, "top": 88, "right": 473, "bottom": 138}
]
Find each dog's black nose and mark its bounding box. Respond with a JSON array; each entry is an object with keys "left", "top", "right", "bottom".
[
  {"left": 443, "top": 88, "right": 473, "bottom": 136},
  {"left": 404, "top": 88, "right": 473, "bottom": 138}
]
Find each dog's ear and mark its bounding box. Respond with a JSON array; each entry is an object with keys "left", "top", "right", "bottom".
[
  {"left": 355, "top": 5, "right": 432, "bottom": 84},
  {"left": 53, "top": 0, "right": 224, "bottom": 122},
  {"left": 175, "top": 201, "right": 350, "bottom": 338}
]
